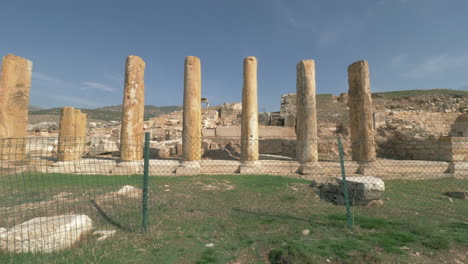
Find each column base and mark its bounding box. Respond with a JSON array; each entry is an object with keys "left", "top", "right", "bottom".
[
  {"left": 113, "top": 160, "right": 143, "bottom": 174},
  {"left": 176, "top": 160, "right": 201, "bottom": 175},
  {"left": 239, "top": 161, "right": 261, "bottom": 175},
  {"left": 448, "top": 162, "right": 468, "bottom": 179},
  {"left": 356, "top": 162, "right": 375, "bottom": 175},
  {"left": 298, "top": 162, "right": 321, "bottom": 175}
]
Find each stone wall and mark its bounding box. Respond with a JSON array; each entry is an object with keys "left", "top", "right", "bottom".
[
  {"left": 377, "top": 136, "right": 468, "bottom": 161},
  {"left": 388, "top": 111, "right": 459, "bottom": 135}
]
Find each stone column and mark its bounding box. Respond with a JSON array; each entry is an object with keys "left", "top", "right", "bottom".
[
  {"left": 57, "top": 107, "right": 87, "bottom": 161},
  {"left": 347, "top": 60, "right": 376, "bottom": 167},
  {"left": 296, "top": 60, "right": 319, "bottom": 174},
  {"left": 177, "top": 56, "right": 202, "bottom": 174},
  {"left": 120, "top": 56, "right": 145, "bottom": 161},
  {"left": 0, "top": 54, "right": 32, "bottom": 161},
  {"left": 240, "top": 56, "right": 259, "bottom": 174}
]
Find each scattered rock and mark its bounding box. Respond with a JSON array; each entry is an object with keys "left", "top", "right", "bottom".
[
  {"left": 0, "top": 215, "right": 92, "bottom": 253},
  {"left": 365, "top": 199, "right": 384, "bottom": 207},
  {"left": 205, "top": 243, "right": 214, "bottom": 247},
  {"left": 445, "top": 191, "right": 468, "bottom": 200},
  {"left": 93, "top": 230, "right": 116, "bottom": 241},
  {"left": 116, "top": 185, "right": 142, "bottom": 199},
  {"left": 52, "top": 192, "right": 74, "bottom": 200}
]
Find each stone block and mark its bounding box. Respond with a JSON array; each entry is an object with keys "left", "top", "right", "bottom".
[
  {"left": 216, "top": 126, "right": 241, "bottom": 138},
  {"left": 259, "top": 139, "right": 283, "bottom": 154},
  {"left": 0, "top": 215, "right": 92, "bottom": 253}
]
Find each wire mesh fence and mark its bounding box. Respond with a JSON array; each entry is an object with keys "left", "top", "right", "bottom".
[{"left": 0, "top": 134, "right": 467, "bottom": 263}]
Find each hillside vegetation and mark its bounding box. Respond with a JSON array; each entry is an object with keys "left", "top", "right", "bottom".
[
  {"left": 29, "top": 105, "right": 182, "bottom": 122},
  {"left": 373, "top": 89, "right": 468, "bottom": 99}
]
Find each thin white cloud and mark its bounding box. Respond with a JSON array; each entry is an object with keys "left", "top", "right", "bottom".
[
  {"left": 32, "top": 72, "right": 62, "bottom": 83},
  {"left": 82, "top": 81, "right": 115, "bottom": 92},
  {"left": 48, "top": 95, "right": 102, "bottom": 108},
  {"left": 406, "top": 53, "right": 468, "bottom": 77}
]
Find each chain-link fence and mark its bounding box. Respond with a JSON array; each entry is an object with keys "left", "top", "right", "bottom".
[{"left": 0, "top": 134, "right": 467, "bottom": 263}]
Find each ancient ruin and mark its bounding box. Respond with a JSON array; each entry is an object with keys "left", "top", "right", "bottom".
[
  {"left": 0, "top": 54, "right": 32, "bottom": 161},
  {"left": 177, "top": 56, "right": 202, "bottom": 174},
  {"left": 240, "top": 56, "right": 259, "bottom": 173},
  {"left": 296, "top": 60, "right": 319, "bottom": 174},
  {"left": 120, "top": 55, "right": 145, "bottom": 161},
  {"left": 57, "top": 107, "right": 87, "bottom": 162},
  {"left": 347, "top": 60, "right": 376, "bottom": 163},
  {"left": 0, "top": 52, "right": 464, "bottom": 178}
]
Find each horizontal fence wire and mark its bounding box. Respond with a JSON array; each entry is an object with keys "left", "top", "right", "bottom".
[{"left": 0, "top": 135, "right": 467, "bottom": 263}]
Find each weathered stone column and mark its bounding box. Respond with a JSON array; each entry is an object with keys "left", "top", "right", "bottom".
[
  {"left": 57, "top": 107, "right": 87, "bottom": 161},
  {"left": 120, "top": 56, "right": 145, "bottom": 161},
  {"left": 177, "top": 56, "right": 202, "bottom": 175},
  {"left": 348, "top": 60, "right": 376, "bottom": 167},
  {"left": 0, "top": 54, "right": 32, "bottom": 161},
  {"left": 296, "top": 60, "right": 319, "bottom": 174},
  {"left": 240, "top": 56, "right": 259, "bottom": 174}
]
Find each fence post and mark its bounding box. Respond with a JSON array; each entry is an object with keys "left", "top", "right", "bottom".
[
  {"left": 142, "top": 132, "right": 150, "bottom": 233},
  {"left": 337, "top": 137, "right": 353, "bottom": 229}
]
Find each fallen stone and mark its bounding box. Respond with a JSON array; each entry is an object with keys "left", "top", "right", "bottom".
[
  {"left": 0, "top": 214, "right": 92, "bottom": 253},
  {"left": 445, "top": 191, "right": 468, "bottom": 200},
  {"left": 365, "top": 199, "right": 384, "bottom": 207},
  {"left": 52, "top": 192, "right": 74, "bottom": 200},
  {"left": 115, "top": 185, "right": 142, "bottom": 199},
  {"left": 319, "top": 176, "right": 385, "bottom": 205},
  {"left": 93, "top": 230, "right": 116, "bottom": 241},
  {"left": 302, "top": 229, "right": 310, "bottom": 236}
]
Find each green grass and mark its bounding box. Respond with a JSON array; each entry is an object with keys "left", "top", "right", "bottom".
[
  {"left": 1, "top": 174, "right": 467, "bottom": 263},
  {"left": 373, "top": 89, "right": 468, "bottom": 99}
]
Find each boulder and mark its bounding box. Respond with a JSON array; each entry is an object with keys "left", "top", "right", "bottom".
[
  {"left": 0, "top": 215, "right": 92, "bottom": 253},
  {"left": 116, "top": 185, "right": 142, "bottom": 199},
  {"left": 319, "top": 176, "right": 385, "bottom": 205}
]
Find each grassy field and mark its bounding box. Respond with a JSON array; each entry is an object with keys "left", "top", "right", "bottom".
[{"left": 0, "top": 174, "right": 467, "bottom": 263}]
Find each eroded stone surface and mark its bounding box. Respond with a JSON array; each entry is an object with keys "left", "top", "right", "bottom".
[
  {"left": 0, "top": 215, "right": 92, "bottom": 253},
  {"left": 0, "top": 54, "right": 33, "bottom": 161},
  {"left": 241, "top": 57, "right": 259, "bottom": 162},
  {"left": 57, "top": 107, "right": 87, "bottom": 161},
  {"left": 182, "top": 56, "right": 202, "bottom": 161},
  {"left": 296, "top": 60, "right": 318, "bottom": 172},
  {"left": 319, "top": 176, "right": 385, "bottom": 205},
  {"left": 348, "top": 60, "right": 376, "bottom": 162},
  {"left": 120, "top": 55, "right": 145, "bottom": 161}
]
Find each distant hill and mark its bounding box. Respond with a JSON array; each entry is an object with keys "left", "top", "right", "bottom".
[
  {"left": 29, "top": 105, "right": 44, "bottom": 111},
  {"left": 29, "top": 105, "right": 182, "bottom": 122},
  {"left": 373, "top": 89, "right": 468, "bottom": 99}
]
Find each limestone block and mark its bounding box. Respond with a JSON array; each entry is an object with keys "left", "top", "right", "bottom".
[
  {"left": 216, "top": 126, "right": 241, "bottom": 137},
  {"left": 0, "top": 215, "right": 92, "bottom": 253},
  {"left": 319, "top": 176, "right": 385, "bottom": 205},
  {"left": 259, "top": 126, "right": 296, "bottom": 138},
  {"left": 259, "top": 139, "right": 283, "bottom": 154}
]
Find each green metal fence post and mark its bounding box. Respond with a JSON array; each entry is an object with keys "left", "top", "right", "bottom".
[
  {"left": 337, "top": 137, "right": 353, "bottom": 229},
  {"left": 142, "top": 132, "right": 150, "bottom": 233}
]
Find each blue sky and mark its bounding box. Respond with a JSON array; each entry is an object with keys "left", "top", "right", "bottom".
[{"left": 1, "top": 0, "right": 467, "bottom": 111}]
